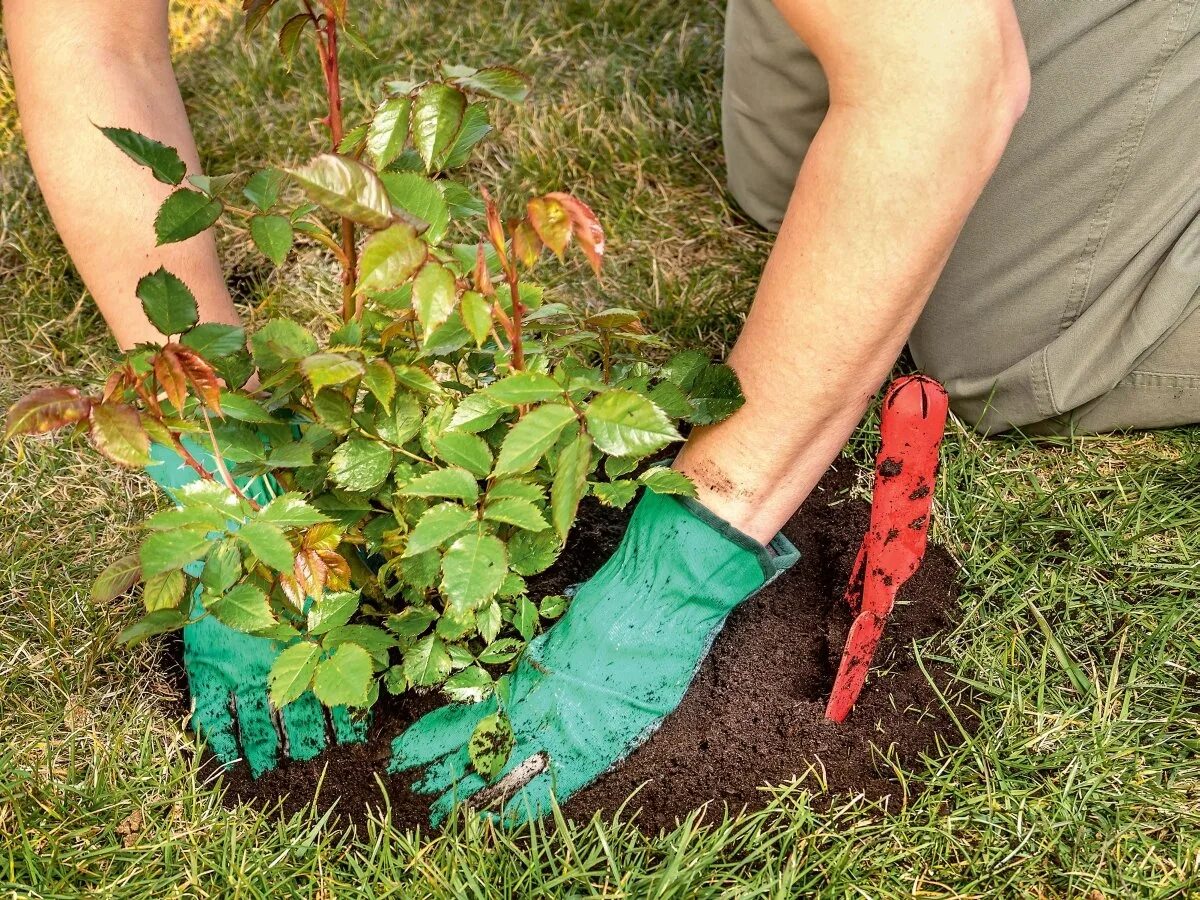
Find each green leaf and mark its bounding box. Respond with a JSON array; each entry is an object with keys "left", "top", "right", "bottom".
[
  {"left": 433, "top": 431, "right": 492, "bottom": 478},
  {"left": 181, "top": 323, "right": 246, "bottom": 358},
  {"left": 215, "top": 391, "right": 275, "bottom": 424},
  {"left": 307, "top": 591, "right": 360, "bottom": 635},
  {"left": 442, "top": 103, "right": 492, "bottom": 170},
  {"left": 140, "top": 530, "right": 212, "bottom": 578},
  {"left": 300, "top": 352, "right": 365, "bottom": 392},
  {"left": 585, "top": 307, "right": 641, "bottom": 329},
  {"left": 91, "top": 554, "right": 142, "bottom": 603},
  {"left": 97, "top": 126, "right": 185, "bottom": 185},
  {"left": 459, "top": 291, "right": 492, "bottom": 346},
  {"left": 451, "top": 66, "right": 531, "bottom": 103},
  {"left": 539, "top": 594, "right": 568, "bottom": 619},
  {"left": 200, "top": 540, "right": 242, "bottom": 593},
  {"left": 379, "top": 172, "right": 450, "bottom": 243},
  {"left": 514, "top": 595, "right": 538, "bottom": 641},
  {"left": 584, "top": 389, "right": 681, "bottom": 457},
  {"left": 367, "top": 97, "right": 412, "bottom": 170},
  {"left": 592, "top": 479, "right": 638, "bottom": 508},
  {"left": 441, "top": 183, "right": 484, "bottom": 219},
  {"left": 288, "top": 154, "right": 392, "bottom": 229},
  {"left": 118, "top": 609, "right": 186, "bottom": 646},
  {"left": 507, "top": 528, "right": 560, "bottom": 576},
  {"left": 485, "top": 372, "right": 563, "bottom": 405},
  {"left": 154, "top": 189, "right": 223, "bottom": 245},
  {"left": 477, "top": 637, "right": 523, "bottom": 665},
  {"left": 387, "top": 606, "right": 438, "bottom": 640},
  {"left": 313, "top": 643, "right": 374, "bottom": 707},
  {"left": 235, "top": 521, "right": 294, "bottom": 572},
  {"left": 329, "top": 438, "right": 394, "bottom": 493},
  {"left": 440, "top": 531, "right": 507, "bottom": 614},
  {"left": 686, "top": 363, "right": 745, "bottom": 425},
  {"left": 444, "top": 665, "right": 493, "bottom": 703},
  {"left": 468, "top": 712, "right": 514, "bottom": 780},
  {"left": 375, "top": 392, "right": 422, "bottom": 446},
  {"left": 404, "top": 502, "right": 475, "bottom": 557},
  {"left": 639, "top": 466, "right": 698, "bottom": 497},
  {"left": 449, "top": 392, "right": 505, "bottom": 433},
  {"left": 188, "top": 173, "right": 238, "bottom": 198},
  {"left": 662, "top": 350, "right": 709, "bottom": 391},
  {"left": 484, "top": 497, "right": 549, "bottom": 532},
  {"left": 411, "top": 83, "right": 467, "bottom": 170},
  {"left": 243, "top": 168, "right": 285, "bottom": 211},
  {"left": 142, "top": 569, "right": 185, "bottom": 612},
  {"left": 647, "top": 379, "right": 693, "bottom": 419},
  {"left": 322, "top": 623, "right": 398, "bottom": 654},
  {"left": 269, "top": 641, "right": 320, "bottom": 707},
  {"left": 393, "top": 364, "right": 442, "bottom": 394},
  {"left": 363, "top": 360, "right": 397, "bottom": 409},
  {"left": 403, "top": 634, "right": 452, "bottom": 687},
  {"left": 208, "top": 583, "right": 276, "bottom": 633},
  {"left": 249, "top": 214, "right": 294, "bottom": 266},
  {"left": 243, "top": 0, "right": 281, "bottom": 31},
  {"left": 265, "top": 441, "right": 314, "bottom": 468},
  {"left": 397, "top": 467, "right": 479, "bottom": 504},
  {"left": 479, "top": 601, "right": 502, "bottom": 643},
  {"left": 493, "top": 403, "right": 577, "bottom": 477},
  {"left": 356, "top": 223, "right": 425, "bottom": 294},
  {"left": 551, "top": 432, "right": 592, "bottom": 541},
  {"left": 251, "top": 320, "right": 318, "bottom": 372},
  {"left": 136, "top": 267, "right": 198, "bottom": 336},
  {"left": 277, "top": 13, "right": 310, "bottom": 68},
  {"left": 487, "top": 478, "right": 545, "bottom": 505},
  {"left": 89, "top": 403, "right": 150, "bottom": 467},
  {"left": 257, "top": 494, "right": 331, "bottom": 528},
  {"left": 411, "top": 262, "right": 457, "bottom": 340}
]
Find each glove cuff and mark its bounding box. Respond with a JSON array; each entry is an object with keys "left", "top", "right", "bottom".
[{"left": 667, "top": 493, "right": 800, "bottom": 584}]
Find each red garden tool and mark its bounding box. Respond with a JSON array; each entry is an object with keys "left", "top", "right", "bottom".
[{"left": 825, "top": 374, "right": 950, "bottom": 723}]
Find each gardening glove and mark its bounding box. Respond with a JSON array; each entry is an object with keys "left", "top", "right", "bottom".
[
  {"left": 146, "top": 439, "right": 365, "bottom": 777},
  {"left": 388, "top": 488, "right": 799, "bottom": 825}
]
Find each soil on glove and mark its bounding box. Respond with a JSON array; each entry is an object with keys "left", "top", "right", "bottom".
[{"left": 175, "top": 463, "right": 973, "bottom": 834}]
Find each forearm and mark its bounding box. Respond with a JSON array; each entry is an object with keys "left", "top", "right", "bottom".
[
  {"left": 677, "top": 0, "right": 1028, "bottom": 541},
  {"left": 5, "top": 0, "right": 240, "bottom": 350}
]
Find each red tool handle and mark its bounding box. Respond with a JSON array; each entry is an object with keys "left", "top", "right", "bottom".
[{"left": 825, "top": 375, "right": 949, "bottom": 723}]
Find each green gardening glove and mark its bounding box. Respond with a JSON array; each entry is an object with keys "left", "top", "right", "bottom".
[
  {"left": 147, "top": 439, "right": 365, "bottom": 777},
  {"left": 387, "top": 488, "right": 799, "bottom": 825}
]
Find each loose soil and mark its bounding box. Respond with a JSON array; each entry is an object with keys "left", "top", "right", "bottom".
[{"left": 173, "top": 462, "right": 973, "bottom": 834}]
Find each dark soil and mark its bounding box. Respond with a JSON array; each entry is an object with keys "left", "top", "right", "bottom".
[{"left": 178, "top": 463, "right": 973, "bottom": 834}]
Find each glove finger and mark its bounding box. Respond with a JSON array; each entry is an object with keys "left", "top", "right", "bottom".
[
  {"left": 234, "top": 689, "right": 281, "bottom": 778},
  {"left": 330, "top": 705, "right": 370, "bottom": 745},
  {"left": 190, "top": 678, "right": 240, "bottom": 768},
  {"left": 279, "top": 692, "right": 328, "bottom": 763},
  {"left": 388, "top": 698, "right": 496, "bottom": 774}
]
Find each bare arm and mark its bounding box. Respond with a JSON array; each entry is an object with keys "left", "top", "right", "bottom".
[
  {"left": 676, "top": 0, "right": 1029, "bottom": 541},
  {"left": 4, "top": 0, "right": 241, "bottom": 350}
]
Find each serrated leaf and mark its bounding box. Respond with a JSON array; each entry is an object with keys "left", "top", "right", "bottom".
[
  {"left": 269, "top": 641, "right": 319, "bottom": 707},
  {"left": 514, "top": 595, "right": 538, "bottom": 641},
  {"left": 443, "top": 665, "right": 493, "bottom": 703},
  {"left": 487, "top": 478, "right": 545, "bottom": 504},
  {"left": 592, "top": 479, "right": 638, "bottom": 508},
  {"left": 404, "top": 502, "right": 474, "bottom": 556},
  {"left": 307, "top": 591, "right": 360, "bottom": 635},
  {"left": 469, "top": 712, "right": 514, "bottom": 780},
  {"left": 379, "top": 171, "right": 450, "bottom": 242},
  {"left": 551, "top": 432, "right": 591, "bottom": 541},
  {"left": 215, "top": 391, "right": 274, "bottom": 424},
  {"left": 442, "top": 103, "right": 492, "bottom": 170},
  {"left": 479, "top": 601, "right": 502, "bottom": 643},
  {"left": 539, "top": 594, "right": 568, "bottom": 619},
  {"left": 142, "top": 569, "right": 185, "bottom": 612},
  {"left": 448, "top": 392, "right": 505, "bottom": 433},
  {"left": 441, "top": 182, "right": 484, "bottom": 219},
  {"left": 432, "top": 431, "right": 492, "bottom": 478},
  {"left": 180, "top": 323, "right": 246, "bottom": 359},
  {"left": 507, "top": 528, "right": 560, "bottom": 576},
  {"left": 208, "top": 583, "right": 276, "bottom": 632},
  {"left": 3, "top": 387, "right": 91, "bottom": 441},
  {"left": 300, "top": 352, "right": 364, "bottom": 392},
  {"left": 647, "top": 379, "right": 693, "bottom": 419},
  {"left": 493, "top": 403, "right": 577, "bottom": 477},
  {"left": 584, "top": 389, "right": 680, "bottom": 457},
  {"left": 235, "top": 521, "right": 294, "bottom": 571},
  {"left": 477, "top": 637, "right": 523, "bottom": 665},
  {"left": 585, "top": 308, "right": 641, "bottom": 329},
  {"left": 484, "top": 497, "right": 549, "bottom": 532},
  {"left": 459, "top": 290, "right": 492, "bottom": 346},
  {"left": 440, "top": 531, "right": 507, "bottom": 614},
  {"left": 288, "top": 154, "right": 392, "bottom": 229},
  {"left": 154, "top": 189, "right": 223, "bottom": 245},
  {"left": 662, "top": 349, "right": 708, "bottom": 390},
  {"left": 266, "top": 441, "right": 314, "bottom": 468},
  {"left": 363, "top": 359, "right": 397, "bottom": 409},
  {"left": 251, "top": 319, "right": 318, "bottom": 372},
  {"left": 527, "top": 196, "right": 570, "bottom": 259},
  {"left": 258, "top": 494, "right": 331, "bottom": 528},
  {"left": 91, "top": 554, "right": 142, "bottom": 603},
  {"left": 90, "top": 403, "right": 150, "bottom": 467},
  {"left": 313, "top": 643, "right": 374, "bottom": 707},
  {"left": 277, "top": 12, "right": 309, "bottom": 67},
  {"left": 200, "top": 540, "right": 242, "bottom": 593},
  {"left": 118, "top": 609, "right": 186, "bottom": 647},
  {"left": 387, "top": 606, "right": 438, "bottom": 640},
  {"left": 328, "top": 438, "right": 394, "bottom": 493},
  {"left": 397, "top": 467, "right": 479, "bottom": 504},
  {"left": 403, "top": 633, "right": 452, "bottom": 687},
  {"left": 98, "top": 126, "right": 185, "bottom": 185},
  {"left": 187, "top": 173, "right": 238, "bottom": 198},
  {"left": 411, "top": 261, "right": 457, "bottom": 341},
  {"left": 140, "top": 529, "right": 212, "bottom": 578},
  {"left": 393, "top": 364, "right": 441, "bottom": 394},
  {"left": 411, "top": 82, "right": 467, "bottom": 170},
  {"left": 367, "top": 97, "right": 412, "bottom": 170},
  {"left": 243, "top": 168, "right": 285, "bottom": 211},
  {"left": 452, "top": 66, "right": 530, "bottom": 103},
  {"left": 249, "top": 214, "right": 293, "bottom": 266},
  {"left": 136, "top": 267, "right": 198, "bottom": 336},
  {"left": 485, "top": 372, "right": 563, "bottom": 405},
  {"left": 544, "top": 192, "right": 605, "bottom": 276},
  {"left": 686, "top": 363, "right": 745, "bottom": 425},
  {"left": 356, "top": 223, "right": 425, "bottom": 294},
  {"left": 639, "top": 466, "right": 697, "bottom": 497},
  {"left": 375, "top": 392, "right": 422, "bottom": 446}
]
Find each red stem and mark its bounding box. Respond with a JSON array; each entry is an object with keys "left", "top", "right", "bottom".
[{"left": 506, "top": 275, "right": 525, "bottom": 371}]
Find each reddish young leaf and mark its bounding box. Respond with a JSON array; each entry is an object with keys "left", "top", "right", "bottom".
[
  {"left": 473, "top": 242, "right": 495, "bottom": 297},
  {"left": 89, "top": 402, "right": 151, "bottom": 468},
  {"left": 481, "top": 187, "right": 510, "bottom": 276},
  {"left": 526, "top": 196, "right": 570, "bottom": 259},
  {"left": 545, "top": 191, "right": 605, "bottom": 276},
  {"left": 510, "top": 218, "right": 542, "bottom": 269},
  {"left": 152, "top": 348, "right": 188, "bottom": 413},
  {"left": 3, "top": 387, "right": 92, "bottom": 441},
  {"left": 171, "top": 345, "right": 224, "bottom": 414}
]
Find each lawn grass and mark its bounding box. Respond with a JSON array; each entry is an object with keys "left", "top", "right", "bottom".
[{"left": 2, "top": 1, "right": 1198, "bottom": 896}]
